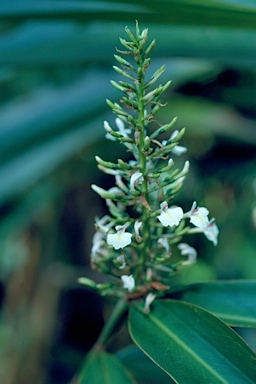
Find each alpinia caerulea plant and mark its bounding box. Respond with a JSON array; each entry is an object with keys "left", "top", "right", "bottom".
[{"left": 75, "top": 23, "right": 256, "bottom": 384}]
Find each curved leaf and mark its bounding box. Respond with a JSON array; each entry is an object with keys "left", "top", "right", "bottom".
[
  {"left": 1, "top": 22, "right": 256, "bottom": 67},
  {"left": 77, "top": 351, "right": 136, "bottom": 384},
  {"left": 1, "top": 0, "right": 256, "bottom": 28},
  {"left": 116, "top": 344, "right": 173, "bottom": 384},
  {"left": 129, "top": 300, "right": 256, "bottom": 384},
  {"left": 171, "top": 280, "right": 256, "bottom": 327}
]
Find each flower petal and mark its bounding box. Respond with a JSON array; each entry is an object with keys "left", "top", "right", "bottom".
[
  {"left": 107, "top": 226, "right": 132, "bottom": 250},
  {"left": 157, "top": 204, "right": 183, "bottom": 227},
  {"left": 121, "top": 275, "right": 135, "bottom": 292}
]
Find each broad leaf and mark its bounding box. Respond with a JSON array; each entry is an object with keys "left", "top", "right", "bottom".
[
  {"left": 171, "top": 280, "right": 256, "bottom": 327},
  {"left": 116, "top": 344, "right": 173, "bottom": 384},
  {"left": 77, "top": 351, "right": 136, "bottom": 384},
  {"left": 129, "top": 300, "right": 256, "bottom": 384}
]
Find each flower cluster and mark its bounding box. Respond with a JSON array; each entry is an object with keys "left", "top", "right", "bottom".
[{"left": 84, "top": 23, "right": 218, "bottom": 298}]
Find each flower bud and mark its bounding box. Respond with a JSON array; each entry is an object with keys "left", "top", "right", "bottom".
[
  {"left": 77, "top": 277, "right": 97, "bottom": 288},
  {"left": 110, "top": 80, "right": 126, "bottom": 92}
]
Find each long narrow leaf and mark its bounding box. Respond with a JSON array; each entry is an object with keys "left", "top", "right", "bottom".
[
  {"left": 129, "top": 300, "right": 256, "bottom": 384},
  {"left": 1, "top": 0, "right": 256, "bottom": 28},
  {"left": 1, "top": 22, "right": 256, "bottom": 67},
  {"left": 171, "top": 280, "right": 256, "bottom": 327},
  {"left": 0, "top": 114, "right": 108, "bottom": 204}
]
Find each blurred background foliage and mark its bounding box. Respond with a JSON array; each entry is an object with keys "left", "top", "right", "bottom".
[{"left": 0, "top": 1, "right": 255, "bottom": 383}]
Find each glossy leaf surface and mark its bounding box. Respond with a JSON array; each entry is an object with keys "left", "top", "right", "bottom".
[
  {"left": 129, "top": 300, "right": 256, "bottom": 383},
  {"left": 77, "top": 351, "right": 135, "bottom": 384},
  {"left": 173, "top": 280, "right": 256, "bottom": 327},
  {"left": 116, "top": 344, "right": 174, "bottom": 384}
]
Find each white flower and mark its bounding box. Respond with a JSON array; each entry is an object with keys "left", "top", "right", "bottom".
[
  {"left": 107, "top": 186, "right": 124, "bottom": 195},
  {"left": 162, "top": 130, "right": 187, "bottom": 156},
  {"left": 169, "top": 176, "right": 186, "bottom": 191},
  {"left": 95, "top": 215, "right": 112, "bottom": 233},
  {"left": 104, "top": 120, "right": 115, "bottom": 141},
  {"left": 115, "top": 117, "right": 131, "bottom": 138},
  {"left": 203, "top": 220, "right": 219, "bottom": 246},
  {"left": 134, "top": 221, "right": 142, "bottom": 242},
  {"left": 157, "top": 201, "right": 183, "bottom": 227},
  {"left": 178, "top": 243, "right": 197, "bottom": 265},
  {"left": 158, "top": 237, "right": 170, "bottom": 254},
  {"left": 130, "top": 172, "right": 144, "bottom": 191},
  {"left": 104, "top": 118, "right": 132, "bottom": 148},
  {"left": 121, "top": 274, "right": 135, "bottom": 292},
  {"left": 188, "top": 201, "right": 209, "bottom": 228},
  {"left": 91, "top": 231, "right": 105, "bottom": 258},
  {"left": 144, "top": 293, "right": 156, "bottom": 313},
  {"left": 116, "top": 255, "right": 126, "bottom": 269},
  {"left": 171, "top": 145, "right": 187, "bottom": 156},
  {"left": 179, "top": 160, "right": 190, "bottom": 176},
  {"left": 107, "top": 225, "right": 132, "bottom": 250},
  {"left": 115, "top": 175, "right": 129, "bottom": 193}
]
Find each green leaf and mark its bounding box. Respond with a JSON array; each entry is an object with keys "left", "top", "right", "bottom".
[
  {"left": 1, "top": 1, "right": 256, "bottom": 28},
  {"left": 171, "top": 280, "right": 256, "bottom": 327},
  {"left": 129, "top": 300, "right": 256, "bottom": 384},
  {"left": 116, "top": 344, "right": 174, "bottom": 384},
  {"left": 77, "top": 351, "right": 136, "bottom": 384},
  {"left": 1, "top": 22, "right": 256, "bottom": 67}
]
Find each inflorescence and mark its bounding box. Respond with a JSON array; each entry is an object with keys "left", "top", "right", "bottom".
[{"left": 82, "top": 23, "right": 219, "bottom": 299}]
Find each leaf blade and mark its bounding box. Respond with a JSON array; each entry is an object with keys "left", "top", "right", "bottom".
[
  {"left": 129, "top": 300, "right": 256, "bottom": 384},
  {"left": 171, "top": 280, "right": 256, "bottom": 327},
  {"left": 77, "top": 351, "right": 136, "bottom": 384}
]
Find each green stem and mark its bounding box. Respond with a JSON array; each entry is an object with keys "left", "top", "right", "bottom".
[
  {"left": 136, "top": 59, "right": 151, "bottom": 277},
  {"left": 93, "top": 296, "right": 128, "bottom": 351},
  {"left": 69, "top": 297, "right": 128, "bottom": 384}
]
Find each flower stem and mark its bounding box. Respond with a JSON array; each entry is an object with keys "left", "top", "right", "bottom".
[
  {"left": 136, "top": 58, "right": 151, "bottom": 277},
  {"left": 93, "top": 296, "right": 128, "bottom": 352}
]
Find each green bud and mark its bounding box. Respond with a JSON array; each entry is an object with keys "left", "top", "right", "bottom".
[
  {"left": 137, "top": 67, "right": 145, "bottom": 79},
  {"left": 150, "top": 104, "right": 161, "bottom": 116},
  {"left": 144, "top": 136, "right": 151, "bottom": 150},
  {"left": 118, "top": 137, "right": 134, "bottom": 145},
  {"left": 134, "top": 48, "right": 140, "bottom": 64},
  {"left": 122, "top": 96, "right": 138, "bottom": 109},
  {"left": 110, "top": 80, "right": 126, "bottom": 92},
  {"left": 150, "top": 143, "right": 177, "bottom": 159},
  {"left": 174, "top": 160, "right": 190, "bottom": 178},
  {"left": 150, "top": 116, "right": 177, "bottom": 139},
  {"left": 95, "top": 156, "right": 117, "bottom": 169},
  {"left": 78, "top": 277, "right": 96, "bottom": 288},
  {"left": 158, "top": 158, "right": 174, "bottom": 173},
  {"left": 130, "top": 189, "right": 141, "bottom": 196},
  {"left": 145, "top": 65, "right": 165, "bottom": 88},
  {"left": 106, "top": 98, "right": 117, "bottom": 110},
  {"left": 119, "top": 37, "right": 134, "bottom": 51},
  {"left": 144, "top": 39, "right": 156, "bottom": 57},
  {"left": 119, "top": 81, "right": 136, "bottom": 92},
  {"left": 108, "top": 205, "right": 123, "bottom": 218},
  {"left": 138, "top": 34, "right": 148, "bottom": 51},
  {"left": 91, "top": 184, "right": 118, "bottom": 199},
  {"left": 149, "top": 172, "right": 161, "bottom": 179},
  {"left": 125, "top": 26, "right": 137, "bottom": 44},
  {"left": 143, "top": 58, "right": 151, "bottom": 70},
  {"left": 113, "top": 66, "right": 136, "bottom": 81},
  {"left": 162, "top": 80, "right": 172, "bottom": 93},
  {"left": 171, "top": 127, "right": 186, "bottom": 143},
  {"left": 113, "top": 108, "right": 129, "bottom": 118},
  {"left": 126, "top": 114, "right": 137, "bottom": 125},
  {"left": 117, "top": 159, "right": 131, "bottom": 170},
  {"left": 96, "top": 283, "right": 111, "bottom": 291}
]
